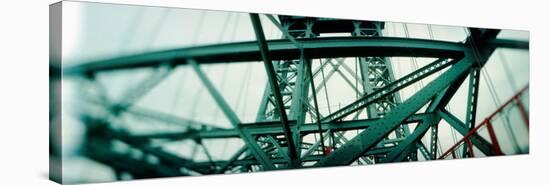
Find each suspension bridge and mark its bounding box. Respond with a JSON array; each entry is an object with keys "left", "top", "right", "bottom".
[{"left": 57, "top": 12, "right": 529, "bottom": 179}]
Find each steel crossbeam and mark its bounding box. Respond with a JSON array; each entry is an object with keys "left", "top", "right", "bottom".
[
  {"left": 126, "top": 114, "right": 430, "bottom": 141},
  {"left": 65, "top": 37, "right": 467, "bottom": 74},
  {"left": 315, "top": 55, "right": 475, "bottom": 166},
  {"left": 320, "top": 58, "right": 456, "bottom": 123},
  {"left": 189, "top": 59, "right": 276, "bottom": 170}
]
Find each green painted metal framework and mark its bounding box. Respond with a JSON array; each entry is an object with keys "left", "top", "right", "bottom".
[{"left": 64, "top": 14, "right": 529, "bottom": 178}]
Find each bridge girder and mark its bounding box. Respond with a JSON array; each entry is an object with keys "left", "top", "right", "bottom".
[{"left": 65, "top": 37, "right": 469, "bottom": 75}]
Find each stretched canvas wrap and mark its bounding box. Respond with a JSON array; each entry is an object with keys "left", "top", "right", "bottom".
[{"left": 50, "top": 1, "right": 530, "bottom": 184}]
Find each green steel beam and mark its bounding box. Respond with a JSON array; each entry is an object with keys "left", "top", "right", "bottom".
[
  {"left": 189, "top": 59, "right": 276, "bottom": 170},
  {"left": 428, "top": 124, "right": 439, "bottom": 159},
  {"left": 82, "top": 118, "right": 213, "bottom": 175},
  {"left": 422, "top": 28, "right": 502, "bottom": 158},
  {"left": 424, "top": 28, "right": 502, "bottom": 157},
  {"left": 191, "top": 155, "right": 327, "bottom": 170},
  {"left": 353, "top": 22, "right": 412, "bottom": 162},
  {"left": 416, "top": 141, "right": 432, "bottom": 160},
  {"left": 378, "top": 113, "right": 439, "bottom": 163},
  {"left": 307, "top": 57, "right": 327, "bottom": 155},
  {"left": 288, "top": 53, "right": 310, "bottom": 158},
  {"left": 124, "top": 106, "right": 223, "bottom": 130},
  {"left": 437, "top": 109, "right": 496, "bottom": 156},
  {"left": 389, "top": 142, "right": 418, "bottom": 162},
  {"left": 320, "top": 58, "right": 455, "bottom": 123},
  {"left": 331, "top": 132, "right": 381, "bottom": 163},
  {"left": 86, "top": 139, "right": 189, "bottom": 178},
  {"left": 250, "top": 13, "right": 299, "bottom": 168},
  {"left": 315, "top": 55, "right": 474, "bottom": 167},
  {"left": 65, "top": 37, "right": 467, "bottom": 75},
  {"left": 426, "top": 70, "right": 469, "bottom": 112},
  {"left": 278, "top": 16, "right": 384, "bottom": 36},
  {"left": 266, "top": 136, "right": 292, "bottom": 165},
  {"left": 466, "top": 28, "right": 502, "bottom": 65},
  {"left": 265, "top": 14, "right": 302, "bottom": 49},
  {"left": 215, "top": 146, "right": 247, "bottom": 174},
  {"left": 463, "top": 68, "right": 481, "bottom": 157},
  {"left": 127, "top": 113, "right": 431, "bottom": 141},
  {"left": 189, "top": 147, "right": 397, "bottom": 171},
  {"left": 485, "top": 39, "right": 529, "bottom": 50},
  {"left": 300, "top": 130, "right": 331, "bottom": 159}
]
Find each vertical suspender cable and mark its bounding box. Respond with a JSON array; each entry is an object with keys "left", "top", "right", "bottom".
[
  {"left": 212, "top": 13, "right": 235, "bottom": 123},
  {"left": 320, "top": 60, "right": 332, "bottom": 114},
  {"left": 186, "top": 12, "right": 207, "bottom": 120},
  {"left": 403, "top": 23, "right": 424, "bottom": 89},
  {"left": 497, "top": 50, "right": 519, "bottom": 91},
  {"left": 118, "top": 8, "right": 145, "bottom": 55},
  {"left": 463, "top": 28, "right": 520, "bottom": 153}
]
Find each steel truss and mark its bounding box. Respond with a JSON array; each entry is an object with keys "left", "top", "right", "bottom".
[{"left": 64, "top": 14, "right": 529, "bottom": 178}]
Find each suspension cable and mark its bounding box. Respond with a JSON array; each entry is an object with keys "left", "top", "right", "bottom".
[
  {"left": 426, "top": 24, "right": 447, "bottom": 156},
  {"left": 212, "top": 12, "right": 236, "bottom": 123},
  {"left": 118, "top": 8, "right": 145, "bottom": 55},
  {"left": 188, "top": 13, "right": 208, "bottom": 120},
  {"left": 463, "top": 28, "right": 520, "bottom": 153},
  {"left": 403, "top": 23, "right": 424, "bottom": 90},
  {"left": 217, "top": 13, "right": 234, "bottom": 42},
  {"left": 497, "top": 50, "right": 519, "bottom": 91},
  {"left": 320, "top": 59, "right": 332, "bottom": 114},
  {"left": 142, "top": 10, "right": 172, "bottom": 51}
]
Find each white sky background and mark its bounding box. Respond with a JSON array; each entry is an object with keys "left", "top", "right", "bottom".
[{"left": 60, "top": 1, "right": 529, "bottom": 183}]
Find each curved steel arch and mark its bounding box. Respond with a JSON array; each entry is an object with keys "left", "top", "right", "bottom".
[{"left": 65, "top": 36, "right": 468, "bottom": 75}]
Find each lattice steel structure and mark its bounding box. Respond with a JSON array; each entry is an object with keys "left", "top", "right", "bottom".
[{"left": 60, "top": 13, "right": 529, "bottom": 179}]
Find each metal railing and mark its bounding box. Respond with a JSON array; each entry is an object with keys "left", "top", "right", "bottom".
[{"left": 438, "top": 85, "right": 529, "bottom": 159}]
